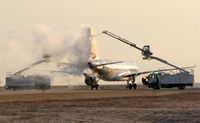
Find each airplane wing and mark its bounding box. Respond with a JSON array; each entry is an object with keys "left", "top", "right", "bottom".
[
  {"left": 57, "top": 62, "right": 73, "bottom": 67},
  {"left": 95, "top": 61, "right": 124, "bottom": 66},
  {"left": 55, "top": 61, "right": 124, "bottom": 74},
  {"left": 50, "top": 70, "right": 74, "bottom": 74},
  {"left": 58, "top": 60, "right": 124, "bottom": 68},
  {"left": 122, "top": 66, "right": 195, "bottom": 77}
]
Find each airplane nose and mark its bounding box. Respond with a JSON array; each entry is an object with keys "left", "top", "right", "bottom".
[
  {"left": 88, "top": 62, "right": 92, "bottom": 66},
  {"left": 88, "top": 62, "right": 93, "bottom": 69}
]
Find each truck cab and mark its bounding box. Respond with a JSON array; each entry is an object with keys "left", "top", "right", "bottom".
[{"left": 147, "top": 73, "right": 160, "bottom": 90}]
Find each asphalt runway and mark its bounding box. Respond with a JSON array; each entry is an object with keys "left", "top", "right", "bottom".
[{"left": 0, "top": 85, "right": 198, "bottom": 96}]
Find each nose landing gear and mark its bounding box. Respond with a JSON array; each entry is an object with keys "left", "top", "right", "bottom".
[
  {"left": 83, "top": 73, "right": 100, "bottom": 90},
  {"left": 126, "top": 77, "right": 137, "bottom": 90}
]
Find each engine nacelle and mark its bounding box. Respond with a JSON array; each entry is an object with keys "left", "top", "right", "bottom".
[{"left": 142, "top": 77, "right": 148, "bottom": 86}]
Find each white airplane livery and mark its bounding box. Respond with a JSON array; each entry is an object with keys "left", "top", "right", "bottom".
[{"left": 88, "top": 59, "right": 139, "bottom": 81}]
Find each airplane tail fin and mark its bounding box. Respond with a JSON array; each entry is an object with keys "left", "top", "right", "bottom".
[{"left": 88, "top": 27, "right": 98, "bottom": 60}]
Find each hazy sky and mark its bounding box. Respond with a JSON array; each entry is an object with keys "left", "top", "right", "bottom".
[{"left": 0, "top": 0, "right": 200, "bottom": 84}]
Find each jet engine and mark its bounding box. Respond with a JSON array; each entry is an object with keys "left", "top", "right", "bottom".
[{"left": 142, "top": 76, "right": 148, "bottom": 86}]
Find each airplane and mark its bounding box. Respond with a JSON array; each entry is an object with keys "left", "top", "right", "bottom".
[
  {"left": 84, "top": 59, "right": 139, "bottom": 89},
  {"left": 55, "top": 27, "right": 192, "bottom": 90}
]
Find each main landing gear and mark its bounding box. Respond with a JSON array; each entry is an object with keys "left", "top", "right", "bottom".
[{"left": 126, "top": 77, "right": 137, "bottom": 90}]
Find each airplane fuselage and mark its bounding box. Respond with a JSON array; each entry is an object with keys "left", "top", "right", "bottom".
[{"left": 89, "top": 59, "right": 139, "bottom": 81}]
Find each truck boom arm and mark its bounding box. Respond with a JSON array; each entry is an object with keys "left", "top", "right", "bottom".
[
  {"left": 102, "top": 30, "right": 189, "bottom": 73},
  {"left": 102, "top": 30, "right": 143, "bottom": 52}
]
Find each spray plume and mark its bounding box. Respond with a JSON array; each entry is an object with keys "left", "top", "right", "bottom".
[
  {"left": 33, "top": 24, "right": 97, "bottom": 75},
  {"left": 0, "top": 24, "right": 98, "bottom": 85}
]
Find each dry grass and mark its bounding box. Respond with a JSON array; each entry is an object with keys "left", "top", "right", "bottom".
[
  {"left": 0, "top": 89, "right": 200, "bottom": 123},
  {"left": 0, "top": 89, "right": 186, "bottom": 102}
]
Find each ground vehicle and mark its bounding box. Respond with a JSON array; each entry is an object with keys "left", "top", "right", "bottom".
[
  {"left": 5, "top": 75, "right": 50, "bottom": 90},
  {"left": 142, "top": 71, "right": 194, "bottom": 90},
  {"left": 4, "top": 55, "right": 51, "bottom": 90}
]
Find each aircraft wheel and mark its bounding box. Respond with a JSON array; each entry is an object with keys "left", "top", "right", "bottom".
[
  {"left": 133, "top": 84, "right": 137, "bottom": 89},
  {"left": 128, "top": 84, "right": 132, "bottom": 89},
  {"left": 91, "top": 85, "right": 94, "bottom": 90},
  {"left": 91, "top": 84, "right": 99, "bottom": 90},
  {"left": 95, "top": 84, "right": 99, "bottom": 90}
]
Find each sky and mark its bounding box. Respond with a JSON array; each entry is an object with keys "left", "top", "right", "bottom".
[{"left": 0, "top": 0, "right": 200, "bottom": 85}]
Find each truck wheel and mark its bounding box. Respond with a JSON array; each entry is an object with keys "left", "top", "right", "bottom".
[
  {"left": 153, "top": 84, "right": 160, "bottom": 90},
  {"left": 13, "top": 87, "right": 16, "bottom": 91},
  {"left": 178, "top": 85, "right": 185, "bottom": 90},
  {"left": 153, "top": 84, "right": 157, "bottom": 90},
  {"left": 157, "top": 85, "right": 160, "bottom": 90}
]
